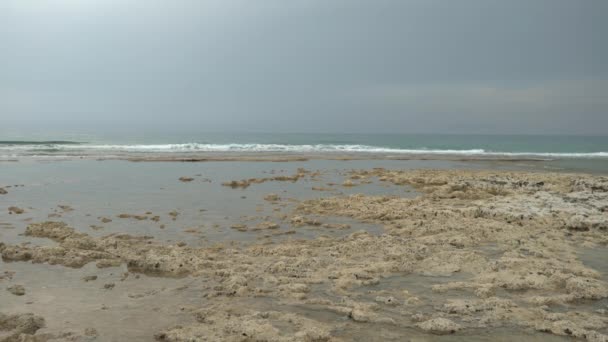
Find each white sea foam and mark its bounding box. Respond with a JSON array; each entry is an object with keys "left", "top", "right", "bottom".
[{"left": 0, "top": 143, "right": 607, "bottom": 159}]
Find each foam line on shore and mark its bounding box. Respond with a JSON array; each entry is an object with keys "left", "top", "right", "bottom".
[{"left": 0, "top": 142, "right": 607, "bottom": 159}]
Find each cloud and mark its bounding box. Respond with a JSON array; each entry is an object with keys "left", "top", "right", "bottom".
[{"left": 1, "top": 1, "right": 607, "bottom": 134}]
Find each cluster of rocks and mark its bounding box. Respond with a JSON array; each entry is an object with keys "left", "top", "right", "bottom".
[
  {"left": 2, "top": 169, "right": 607, "bottom": 341},
  {"left": 222, "top": 169, "right": 317, "bottom": 189}
]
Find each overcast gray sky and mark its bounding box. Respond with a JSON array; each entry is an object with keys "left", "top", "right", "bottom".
[{"left": 1, "top": 0, "right": 606, "bottom": 134}]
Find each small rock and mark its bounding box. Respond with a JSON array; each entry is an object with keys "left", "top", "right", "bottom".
[
  {"left": 322, "top": 223, "right": 351, "bottom": 230},
  {"left": 255, "top": 221, "right": 280, "bottom": 230},
  {"left": 411, "top": 313, "right": 427, "bottom": 322},
  {"left": 117, "top": 214, "right": 148, "bottom": 220},
  {"left": 0, "top": 271, "right": 15, "bottom": 280},
  {"left": 179, "top": 177, "right": 194, "bottom": 182},
  {"left": 103, "top": 283, "right": 115, "bottom": 290},
  {"left": 82, "top": 275, "right": 98, "bottom": 282},
  {"left": 96, "top": 259, "right": 122, "bottom": 268},
  {"left": 7, "top": 284, "right": 26, "bottom": 296},
  {"left": 474, "top": 285, "right": 495, "bottom": 298},
  {"left": 264, "top": 193, "right": 280, "bottom": 201},
  {"left": 8, "top": 206, "right": 24, "bottom": 214},
  {"left": 342, "top": 180, "right": 356, "bottom": 187},
  {"left": 416, "top": 318, "right": 461, "bottom": 335},
  {"left": 84, "top": 327, "right": 98, "bottom": 337},
  {"left": 230, "top": 224, "right": 248, "bottom": 232}
]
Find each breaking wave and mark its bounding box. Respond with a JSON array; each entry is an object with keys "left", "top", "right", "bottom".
[{"left": 0, "top": 142, "right": 607, "bottom": 159}]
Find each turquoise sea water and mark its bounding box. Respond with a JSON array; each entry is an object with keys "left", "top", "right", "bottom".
[{"left": 1, "top": 131, "right": 607, "bottom": 158}]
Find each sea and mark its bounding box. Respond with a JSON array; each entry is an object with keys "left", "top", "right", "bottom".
[{"left": 1, "top": 131, "right": 607, "bottom": 160}]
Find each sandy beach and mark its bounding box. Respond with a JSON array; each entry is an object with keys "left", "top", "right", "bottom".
[{"left": 1, "top": 158, "right": 607, "bottom": 341}]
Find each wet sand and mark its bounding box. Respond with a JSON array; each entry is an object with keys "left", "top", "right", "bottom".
[{"left": 1, "top": 159, "right": 607, "bottom": 341}]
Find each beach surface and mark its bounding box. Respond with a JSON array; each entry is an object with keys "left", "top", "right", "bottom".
[{"left": 1, "top": 158, "right": 607, "bottom": 341}]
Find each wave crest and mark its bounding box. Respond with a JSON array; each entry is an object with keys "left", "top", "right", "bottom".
[{"left": 0, "top": 143, "right": 607, "bottom": 158}]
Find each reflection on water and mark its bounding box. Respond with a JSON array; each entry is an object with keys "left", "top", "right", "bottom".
[{"left": 0, "top": 160, "right": 422, "bottom": 248}]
